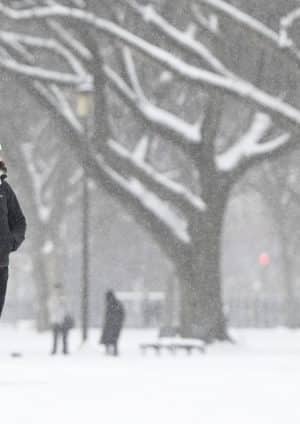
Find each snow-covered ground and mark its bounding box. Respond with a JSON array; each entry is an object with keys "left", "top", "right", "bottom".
[{"left": 0, "top": 324, "right": 300, "bottom": 424}]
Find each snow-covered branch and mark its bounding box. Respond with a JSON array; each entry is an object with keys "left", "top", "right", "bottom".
[
  {"left": 11, "top": 55, "right": 192, "bottom": 252},
  {"left": 33, "top": 84, "right": 190, "bottom": 252},
  {"left": 105, "top": 139, "right": 206, "bottom": 215},
  {"left": 191, "top": 3, "right": 219, "bottom": 35},
  {"left": 2, "top": 3, "right": 300, "bottom": 136},
  {"left": 217, "top": 112, "right": 292, "bottom": 173},
  {"left": 0, "top": 33, "right": 34, "bottom": 62},
  {"left": 281, "top": 8, "right": 300, "bottom": 33},
  {"left": 50, "top": 85, "right": 82, "bottom": 133},
  {"left": 8, "top": 39, "right": 201, "bottom": 223},
  {"left": 250, "top": 133, "right": 291, "bottom": 156},
  {"left": 280, "top": 8, "right": 300, "bottom": 49},
  {"left": 0, "top": 54, "right": 87, "bottom": 86},
  {"left": 217, "top": 113, "right": 272, "bottom": 172},
  {"left": 0, "top": 30, "right": 87, "bottom": 76},
  {"left": 97, "top": 158, "right": 190, "bottom": 245},
  {"left": 0, "top": 28, "right": 89, "bottom": 126},
  {"left": 46, "top": 19, "right": 92, "bottom": 62},
  {"left": 197, "top": 0, "right": 300, "bottom": 53},
  {"left": 104, "top": 65, "right": 201, "bottom": 148},
  {"left": 121, "top": 47, "right": 146, "bottom": 101},
  {"left": 0, "top": 2, "right": 230, "bottom": 84},
  {"left": 22, "top": 124, "right": 59, "bottom": 223},
  {"left": 196, "top": 0, "right": 282, "bottom": 43},
  {"left": 115, "top": 0, "right": 232, "bottom": 77},
  {"left": 132, "top": 136, "right": 150, "bottom": 162}
]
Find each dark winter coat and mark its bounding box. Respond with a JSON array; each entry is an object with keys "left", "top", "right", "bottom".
[
  {"left": 101, "top": 294, "right": 125, "bottom": 345},
  {"left": 0, "top": 179, "right": 26, "bottom": 267}
]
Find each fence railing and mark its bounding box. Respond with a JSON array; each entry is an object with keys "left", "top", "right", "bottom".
[{"left": 225, "top": 297, "right": 300, "bottom": 328}]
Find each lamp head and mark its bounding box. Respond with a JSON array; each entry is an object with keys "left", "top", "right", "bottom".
[{"left": 77, "top": 81, "right": 93, "bottom": 118}]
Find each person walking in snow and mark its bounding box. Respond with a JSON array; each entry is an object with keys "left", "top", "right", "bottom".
[
  {"left": 0, "top": 154, "right": 26, "bottom": 318},
  {"left": 100, "top": 290, "right": 125, "bottom": 356},
  {"left": 48, "top": 283, "right": 73, "bottom": 355}
]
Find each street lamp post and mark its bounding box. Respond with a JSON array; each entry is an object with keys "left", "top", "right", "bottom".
[{"left": 77, "top": 82, "right": 93, "bottom": 342}]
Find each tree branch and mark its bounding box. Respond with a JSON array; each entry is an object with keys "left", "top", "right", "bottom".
[
  {"left": 0, "top": 30, "right": 87, "bottom": 76},
  {"left": 37, "top": 83, "right": 190, "bottom": 256},
  {"left": 197, "top": 0, "right": 300, "bottom": 56},
  {"left": 115, "top": 0, "right": 232, "bottom": 77},
  {"left": 104, "top": 139, "right": 206, "bottom": 215},
  {"left": 0, "top": 54, "right": 87, "bottom": 86},
  {"left": 95, "top": 159, "right": 190, "bottom": 248},
  {"left": 217, "top": 113, "right": 272, "bottom": 172},
  {"left": 46, "top": 19, "right": 92, "bottom": 61},
  {"left": 121, "top": 47, "right": 146, "bottom": 101},
  {"left": 2, "top": 3, "right": 300, "bottom": 137},
  {"left": 104, "top": 65, "right": 201, "bottom": 148},
  {"left": 191, "top": 3, "right": 219, "bottom": 35},
  {"left": 281, "top": 8, "right": 300, "bottom": 33},
  {"left": 7, "top": 49, "right": 190, "bottom": 258}
]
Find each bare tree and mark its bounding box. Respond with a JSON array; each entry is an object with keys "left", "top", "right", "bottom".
[{"left": 0, "top": 0, "right": 300, "bottom": 340}]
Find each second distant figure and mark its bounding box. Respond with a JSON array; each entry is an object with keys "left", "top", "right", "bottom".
[
  {"left": 100, "top": 290, "right": 125, "bottom": 356},
  {"left": 48, "top": 284, "right": 74, "bottom": 355}
]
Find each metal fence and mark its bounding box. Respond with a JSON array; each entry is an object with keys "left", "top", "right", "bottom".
[{"left": 225, "top": 296, "right": 300, "bottom": 328}]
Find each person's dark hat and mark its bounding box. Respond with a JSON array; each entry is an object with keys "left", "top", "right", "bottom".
[{"left": 106, "top": 290, "right": 115, "bottom": 301}]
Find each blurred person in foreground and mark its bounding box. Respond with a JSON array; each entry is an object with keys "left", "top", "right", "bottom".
[
  {"left": 0, "top": 150, "right": 26, "bottom": 318},
  {"left": 48, "top": 283, "right": 74, "bottom": 355},
  {"left": 100, "top": 290, "right": 125, "bottom": 356}
]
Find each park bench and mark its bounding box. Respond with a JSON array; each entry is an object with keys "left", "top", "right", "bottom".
[
  {"left": 140, "top": 327, "right": 206, "bottom": 355},
  {"left": 140, "top": 338, "right": 205, "bottom": 355}
]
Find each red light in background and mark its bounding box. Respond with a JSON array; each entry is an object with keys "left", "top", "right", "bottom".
[{"left": 259, "top": 252, "right": 270, "bottom": 267}]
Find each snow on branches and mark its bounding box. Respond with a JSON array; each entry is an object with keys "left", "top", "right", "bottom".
[
  {"left": 0, "top": 0, "right": 299, "bottom": 248},
  {"left": 0, "top": 0, "right": 299, "bottom": 139}
]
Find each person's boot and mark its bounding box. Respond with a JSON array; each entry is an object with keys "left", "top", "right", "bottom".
[{"left": 63, "top": 332, "right": 69, "bottom": 355}]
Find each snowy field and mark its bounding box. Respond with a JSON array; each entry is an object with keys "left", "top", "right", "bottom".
[{"left": 0, "top": 324, "right": 300, "bottom": 424}]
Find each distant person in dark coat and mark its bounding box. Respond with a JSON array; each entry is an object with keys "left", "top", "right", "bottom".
[
  {"left": 100, "top": 290, "right": 125, "bottom": 356},
  {"left": 0, "top": 155, "right": 26, "bottom": 318}
]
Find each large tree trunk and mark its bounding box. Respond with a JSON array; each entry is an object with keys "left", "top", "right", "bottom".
[{"left": 178, "top": 188, "right": 230, "bottom": 342}]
